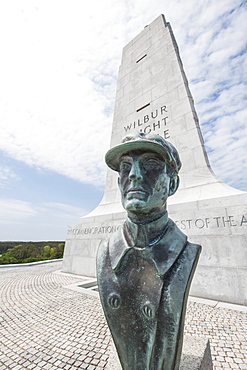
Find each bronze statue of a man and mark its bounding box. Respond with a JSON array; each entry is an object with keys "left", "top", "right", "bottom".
[{"left": 97, "top": 132, "right": 201, "bottom": 370}]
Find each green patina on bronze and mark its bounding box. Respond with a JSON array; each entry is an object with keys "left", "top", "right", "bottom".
[{"left": 97, "top": 132, "right": 201, "bottom": 370}]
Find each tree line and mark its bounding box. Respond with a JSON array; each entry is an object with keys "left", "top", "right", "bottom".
[{"left": 0, "top": 242, "right": 65, "bottom": 264}]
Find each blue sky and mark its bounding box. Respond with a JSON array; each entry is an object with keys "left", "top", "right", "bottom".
[
  {"left": 0, "top": 152, "right": 103, "bottom": 240},
  {"left": 0, "top": 0, "right": 246, "bottom": 241}
]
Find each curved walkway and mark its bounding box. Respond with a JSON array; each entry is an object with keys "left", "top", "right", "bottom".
[{"left": 0, "top": 261, "right": 247, "bottom": 369}]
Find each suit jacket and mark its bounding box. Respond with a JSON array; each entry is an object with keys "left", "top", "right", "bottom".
[{"left": 97, "top": 214, "right": 201, "bottom": 370}]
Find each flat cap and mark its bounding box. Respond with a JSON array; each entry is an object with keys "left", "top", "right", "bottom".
[{"left": 105, "top": 132, "right": 181, "bottom": 173}]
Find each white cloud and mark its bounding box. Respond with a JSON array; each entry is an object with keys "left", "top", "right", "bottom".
[
  {"left": 0, "top": 198, "right": 88, "bottom": 240},
  {"left": 42, "top": 202, "right": 88, "bottom": 219},
  {"left": 0, "top": 0, "right": 246, "bottom": 191},
  {"left": 0, "top": 166, "right": 20, "bottom": 188},
  {"left": 0, "top": 199, "right": 37, "bottom": 223}
]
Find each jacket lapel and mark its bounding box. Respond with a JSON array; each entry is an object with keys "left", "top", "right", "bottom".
[{"left": 109, "top": 218, "right": 187, "bottom": 278}]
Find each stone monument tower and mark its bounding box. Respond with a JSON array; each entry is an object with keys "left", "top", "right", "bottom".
[{"left": 62, "top": 15, "right": 247, "bottom": 306}]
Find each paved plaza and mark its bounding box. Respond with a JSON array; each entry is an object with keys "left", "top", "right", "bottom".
[{"left": 1, "top": 260, "right": 247, "bottom": 369}]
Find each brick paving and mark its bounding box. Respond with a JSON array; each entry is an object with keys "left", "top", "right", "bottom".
[
  {"left": 0, "top": 261, "right": 247, "bottom": 369},
  {"left": 185, "top": 301, "right": 247, "bottom": 369}
]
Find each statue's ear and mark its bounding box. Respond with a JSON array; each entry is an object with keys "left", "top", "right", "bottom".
[{"left": 169, "top": 175, "right": 179, "bottom": 196}]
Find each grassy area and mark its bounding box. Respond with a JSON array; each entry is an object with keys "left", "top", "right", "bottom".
[{"left": 0, "top": 241, "right": 65, "bottom": 264}]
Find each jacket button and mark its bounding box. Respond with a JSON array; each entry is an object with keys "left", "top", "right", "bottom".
[
  {"left": 142, "top": 302, "right": 155, "bottom": 318},
  {"left": 108, "top": 293, "right": 121, "bottom": 309}
]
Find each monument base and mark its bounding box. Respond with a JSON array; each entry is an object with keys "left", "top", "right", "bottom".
[
  {"left": 63, "top": 191, "right": 247, "bottom": 306},
  {"left": 106, "top": 335, "right": 213, "bottom": 370}
]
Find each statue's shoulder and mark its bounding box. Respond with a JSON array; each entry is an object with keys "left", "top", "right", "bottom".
[
  {"left": 185, "top": 240, "right": 202, "bottom": 259},
  {"left": 167, "top": 218, "right": 202, "bottom": 257},
  {"left": 96, "top": 226, "right": 123, "bottom": 260},
  {"left": 96, "top": 238, "right": 109, "bottom": 273},
  {"left": 96, "top": 226, "right": 124, "bottom": 274}
]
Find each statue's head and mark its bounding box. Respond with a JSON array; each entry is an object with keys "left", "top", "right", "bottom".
[{"left": 105, "top": 132, "right": 181, "bottom": 222}]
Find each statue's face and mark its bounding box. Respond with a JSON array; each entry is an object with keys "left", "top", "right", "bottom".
[{"left": 118, "top": 150, "right": 176, "bottom": 221}]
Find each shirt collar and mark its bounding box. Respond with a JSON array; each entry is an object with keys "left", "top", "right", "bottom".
[
  {"left": 109, "top": 214, "right": 187, "bottom": 278},
  {"left": 124, "top": 212, "right": 169, "bottom": 248}
]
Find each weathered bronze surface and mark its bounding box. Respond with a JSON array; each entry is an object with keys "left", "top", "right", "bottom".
[{"left": 97, "top": 132, "right": 201, "bottom": 370}]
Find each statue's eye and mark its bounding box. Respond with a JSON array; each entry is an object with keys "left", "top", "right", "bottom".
[
  {"left": 143, "top": 159, "right": 162, "bottom": 171},
  {"left": 120, "top": 162, "right": 131, "bottom": 172}
]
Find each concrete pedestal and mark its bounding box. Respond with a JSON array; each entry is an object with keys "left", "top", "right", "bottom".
[{"left": 106, "top": 335, "right": 213, "bottom": 370}]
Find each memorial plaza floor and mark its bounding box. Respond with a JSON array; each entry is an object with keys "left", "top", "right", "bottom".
[{"left": 1, "top": 260, "right": 247, "bottom": 370}]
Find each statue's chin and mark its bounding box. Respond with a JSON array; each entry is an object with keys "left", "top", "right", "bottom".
[{"left": 123, "top": 198, "right": 148, "bottom": 213}]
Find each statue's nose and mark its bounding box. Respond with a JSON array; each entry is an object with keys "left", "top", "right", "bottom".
[{"left": 129, "top": 161, "right": 143, "bottom": 181}]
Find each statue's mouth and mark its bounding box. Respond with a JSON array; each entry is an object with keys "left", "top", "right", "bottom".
[
  {"left": 125, "top": 188, "right": 147, "bottom": 199},
  {"left": 127, "top": 188, "right": 146, "bottom": 194}
]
